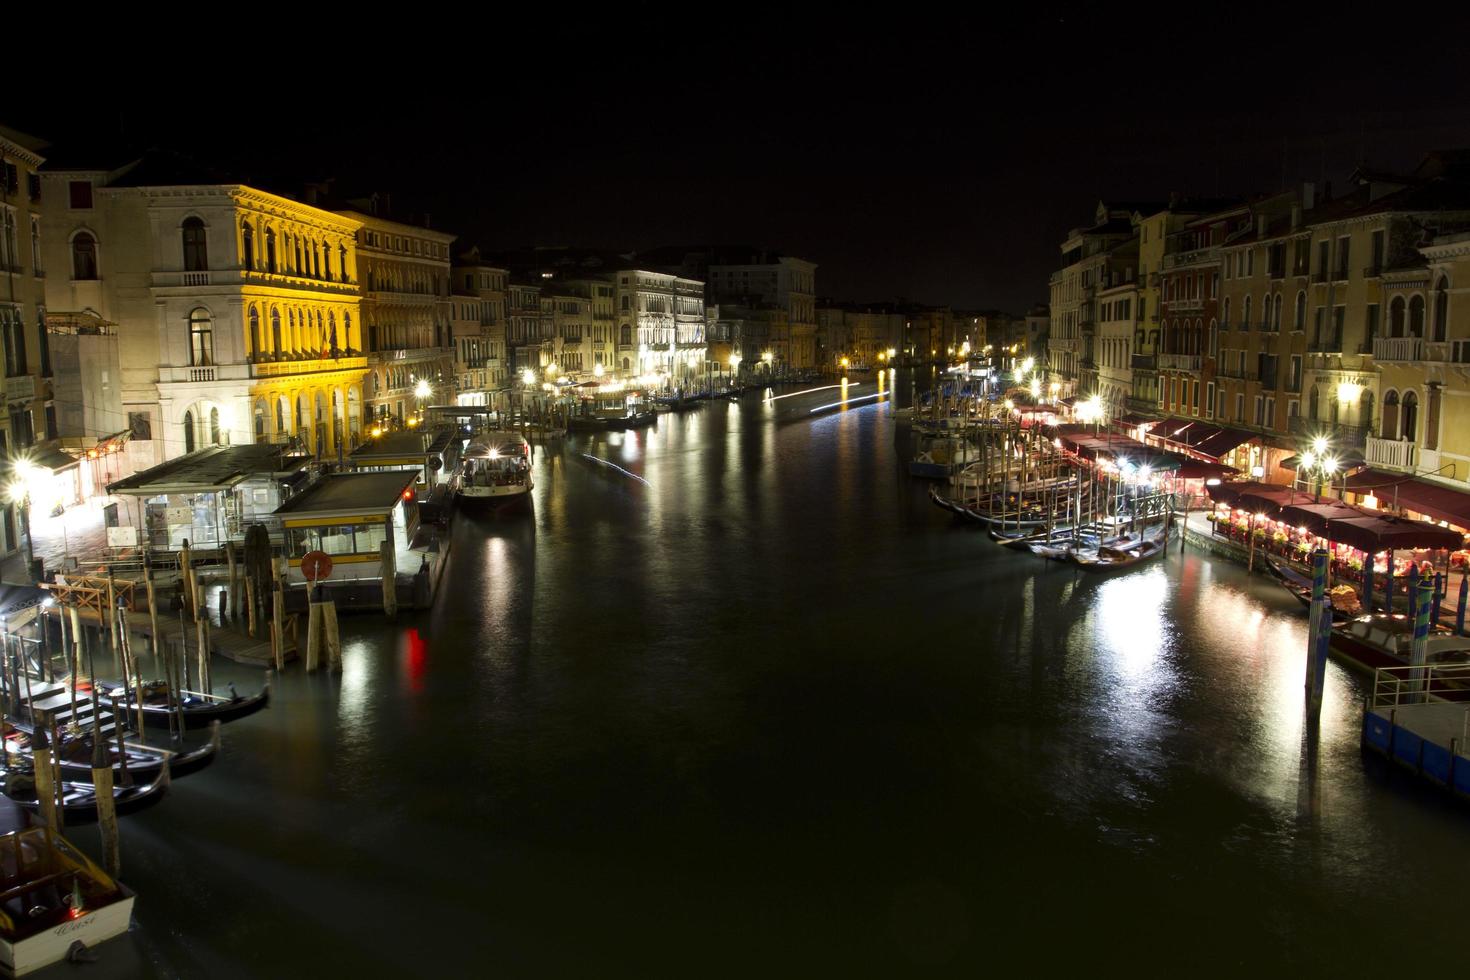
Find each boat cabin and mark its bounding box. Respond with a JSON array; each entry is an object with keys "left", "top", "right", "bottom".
[{"left": 460, "top": 434, "right": 530, "bottom": 492}]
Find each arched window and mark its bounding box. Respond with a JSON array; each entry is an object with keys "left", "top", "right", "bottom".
[
  {"left": 188, "top": 308, "right": 214, "bottom": 366},
  {"left": 342, "top": 312, "right": 352, "bottom": 352},
  {"left": 183, "top": 410, "right": 196, "bottom": 453},
  {"left": 248, "top": 305, "right": 260, "bottom": 359},
  {"left": 1308, "top": 384, "right": 1319, "bottom": 421},
  {"left": 621, "top": 357, "right": 631, "bottom": 373},
  {"left": 338, "top": 243, "right": 348, "bottom": 282},
  {"left": 71, "top": 232, "right": 97, "bottom": 280},
  {"left": 1409, "top": 295, "right": 1426, "bottom": 337},
  {"left": 1382, "top": 390, "right": 1399, "bottom": 439},
  {"left": 241, "top": 222, "right": 255, "bottom": 270},
  {"left": 1390, "top": 296, "right": 1406, "bottom": 337},
  {"left": 1360, "top": 388, "right": 1374, "bottom": 432},
  {"left": 265, "top": 228, "right": 277, "bottom": 274},
  {"left": 620, "top": 325, "right": 632, "bottom": 346},
  {"left": 276, "top": 397, "right": 287, "bottom": 433},
  {"left": 293, "top": 236, "right": 303, "bottom": 275},
  {"left": 209, "top": 406, "right": 221, "bottom": 445},
  {"left": 1294, "top": 291, "right": 1306, "bottom": 331},
  {"left": 1434, "top": 277, "right": 1449, "bottom": 342},
  {"left": 1208, "top": 319, "right": 1218, "bottom": 358},
  {"left": 1222, "top": 297, "right": 1230, "bottom": 329},
  {"left": 1243, "top": 295, "right": 1251, "bottom": 332},
  {"left": 1273, "top": 294, "right": 1283, "bottom": 330},
  {"left": 182, "top": 217, "right": 208, "bottom": 271},
  {"left": 1402, "top": 390, "right": 1420, "bottom": 442},
  {"left": 254, "top": 399, "right": 267, "bottom": 441},
  {"left": 271, "top": 307, "right": 282, "bottom": 356},
  {"left": 328, "top": 312, "right": 338, "bottom": 353}
]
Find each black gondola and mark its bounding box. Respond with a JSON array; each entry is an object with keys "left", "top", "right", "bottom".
[
  {"left": 3, "top": 766, "right": 169, "bottom": 824},
  {"left": 95, "top": 676, "right": 270, "bottom": 730},
  {"left": 4, "top": 722, "right": 217, "bottom": 782}
]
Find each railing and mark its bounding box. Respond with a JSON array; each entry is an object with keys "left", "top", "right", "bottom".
[
  {"left": 1169, "top": 297, "right": 1204, "bottom": 312},
  {"left": 3, "top": 375, "right": 34, "bottom": 400},
  {"left": 1308, "top": 333, "right": 1344, "bottom": 353},
  {"left": 1131, "top": 354, "right": 1156, "bottom": 369},
  {"left": 182, "top": 271, "right": 210, "bottom": 286},
  {"left": 1365, "top": 436, "right": 1416, "bottom": 470},
  {"left": 1369, "top": 663, "right": 1470, "bottom": 710},
  {"left": 1159, "top": 353, "right": 1202, "bottom": 371},
  {"left": 188, "top": 366, "right": 215, "bottom": 382},
  {"left": 251, "top": 355, "right": 367, "bottom": 378},
  {"left": 1373, "top": 336, "right": 1422, "bottom": 361}
]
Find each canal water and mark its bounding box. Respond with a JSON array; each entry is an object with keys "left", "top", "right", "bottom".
[{"left": 56, "top": 375, "right": 1470, "bottom": 977}]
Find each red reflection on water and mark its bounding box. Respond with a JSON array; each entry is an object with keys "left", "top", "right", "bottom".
[{"left": 403, "top": 628, "right": 427, "bottom": 692}]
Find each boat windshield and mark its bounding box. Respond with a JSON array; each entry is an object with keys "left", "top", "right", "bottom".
[{"left": 463, "top": 451, "right": 529, "bottom": 488}]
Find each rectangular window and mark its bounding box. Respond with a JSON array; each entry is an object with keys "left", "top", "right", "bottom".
[
  {"left": 1367, "top": 304, "right": 1380, "bottom": 341},
  {"left": 1370, "top": 230, "right": 1385, "bottom": 275},
  {"left": 1288, "top": 399, "right": 1299, "bottom": 419},
  {"left": 129, "top": 411, "right": 152, "bottom": 440},
  {"left": 1254, "top": 395, "right": 1264, "bottom": 426},
  {"left": 68, "top": 181, "right": 93, "bottom": 209},
  {"left": 1206, "top": 381, "right": 1215, "bottom": 419},
  {"left": 1265, "top": 396, "right": 1275, "bottom": 428},
  {"left": 1192, "top": 380, "right": 1200, "bottom": 414},
  {"left": 1235, "top": 393, "right": 1245, "bottom": 422},
  {"left": 1288, "top": 355, "right": 1302, "bottom": 392},
  {"left": 1317, "top": 240, "right": 1329, "bottom": 279},
  {"left": 43, "top": 404, "right": 57, "bottom": 440},
  {"left": 1336, "top": 236, "right": 1351, "bottom": 280}
]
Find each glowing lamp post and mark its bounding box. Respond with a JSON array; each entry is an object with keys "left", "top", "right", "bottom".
[{"left": 4, "top": 459, "right": 35, "bottom": 583}]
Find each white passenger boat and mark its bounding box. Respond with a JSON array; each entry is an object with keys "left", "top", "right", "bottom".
[
  {"left": 0, "top": 825, "right": 135, "bottom": 976},
  {"left": 455, "top": 432, "right": 533, "bottom": 510}
]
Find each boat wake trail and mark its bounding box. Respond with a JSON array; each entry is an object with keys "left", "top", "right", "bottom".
[
  {"left": 580, "top": 454, "right": 651, "bottom": 486},
  {"left": 807, "top": 391, "right": 888, "bottom": 413}
]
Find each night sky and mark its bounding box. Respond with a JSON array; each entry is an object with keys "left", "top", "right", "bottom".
[{"left": 13, "top": 9, "right": 1470, "bottom": 312}]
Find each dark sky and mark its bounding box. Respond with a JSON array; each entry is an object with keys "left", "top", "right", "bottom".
[{"left": 13, "top": 8, "right": 1470, "bottom": 312}]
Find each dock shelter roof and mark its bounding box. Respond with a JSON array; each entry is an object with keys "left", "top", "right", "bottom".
[
  {"left": 349, "top": 430, "right": 435, "bottom": 467},
  {"left": 1054, "top": 427, "right": 1181, "bottom": 471},
  {"left": 108, "top": 444, "right": 311, "bottom": 496},
  {"left": 272, "top": 471, "right": 417, "bottom": 523}
]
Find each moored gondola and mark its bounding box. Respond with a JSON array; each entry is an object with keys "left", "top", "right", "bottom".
[
  {"left": 4, "top": 721, "right": 217, "bottom": 782},
  {"left": 3, "top": 764, "right": 170, "bottom": 825},
  {"left": 93, "top": 676, "right": 270, "bottom": 730}
]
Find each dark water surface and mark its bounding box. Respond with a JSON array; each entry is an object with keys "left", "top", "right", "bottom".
[{"left": 56, "top": 379, "right": 1470, "bottom": 977}]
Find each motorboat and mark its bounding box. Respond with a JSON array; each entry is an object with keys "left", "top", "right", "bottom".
[
  {"left": 0, "top": 824, "right": 136, "bottom": 975},
  {"left": 455, "top": 432, "right": 533, "bottom": 509}
]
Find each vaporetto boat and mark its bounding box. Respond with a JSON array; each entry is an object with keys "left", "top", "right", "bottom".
[{"left": 455, "top": 432, "right": 534, "bottom": 509}]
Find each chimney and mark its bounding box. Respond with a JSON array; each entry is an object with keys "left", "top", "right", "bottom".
[
  {"left": 1301, "top": 181, "right": 1316, "bottom": 211},
  {"left": 1290, "top": 203, "right": 1301, "bottom": 230},
  {"left": 1257, "top": 214, "right": 1267, "bottom": 238}
]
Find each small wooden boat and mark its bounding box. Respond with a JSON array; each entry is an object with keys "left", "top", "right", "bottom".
[
  {"left": 1072, "top": 528, "right": 1169, "bottom": 572},
  {"left": 95, "top": 677, "right": 269, "bottom": 730},
  {"left": 3, "top": 766, "right": 169, "bottom": 825},
  {"left": 0, "top": 824, "right": 136, "bottom": 975},
  {"left": 1263, "top": 556, "right": 1357, "bottom": 620},
  {"left": 1329, "top": 615, "right": 1470, "bottom": 693},
  {"left": 606, "top": 411, "right": 657, "bottom": 430}
]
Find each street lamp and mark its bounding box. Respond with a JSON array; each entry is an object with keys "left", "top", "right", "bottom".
[{"left": 4, "top": 458, "right": 36, "bottom": 583}]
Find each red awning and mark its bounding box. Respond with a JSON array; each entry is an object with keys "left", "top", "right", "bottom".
[
  {"left": 1176, "top": 459, "right": 1239, "bottom": 480},
  {"left": 1193, "top": 427, "right": 1256, "bottom": 460},
  {"left": 1345, "top": 468, "right": 1470, "bottom": 530},
  {"left": 1324, "top": 515, "right": 1464, "bottom": 554}
]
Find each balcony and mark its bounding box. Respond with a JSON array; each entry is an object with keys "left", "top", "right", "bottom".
[
  {"left": 1159, "top": 353, "right": 1202, "bottom": 372},
  {"left": 1365, "top": 435, "right": 1417, "bottom": 470},
  {"left": 1131, "top": 354, "right": 1156, "bottom": 370},
  {"left": 1168, "top": 297, "right": 1204, "bottom": 313},
  {"left": 1372, "top": 336, "right": 1422, "bottom": 362},
  {"left": 1308, "top": 333, "right": 1344, "bottom": 354},
  {"left": 251, "top": 355, "right": 367, "bottom": 379},
  {"left": 1287, "top": 416, "right": 1368, "bottom": 450},
  {"left": 3, "top": 375, "right": 35, "bottom": 401},
  {"left": 160, "top": 363, "right": 250, "bottom": 384}
]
